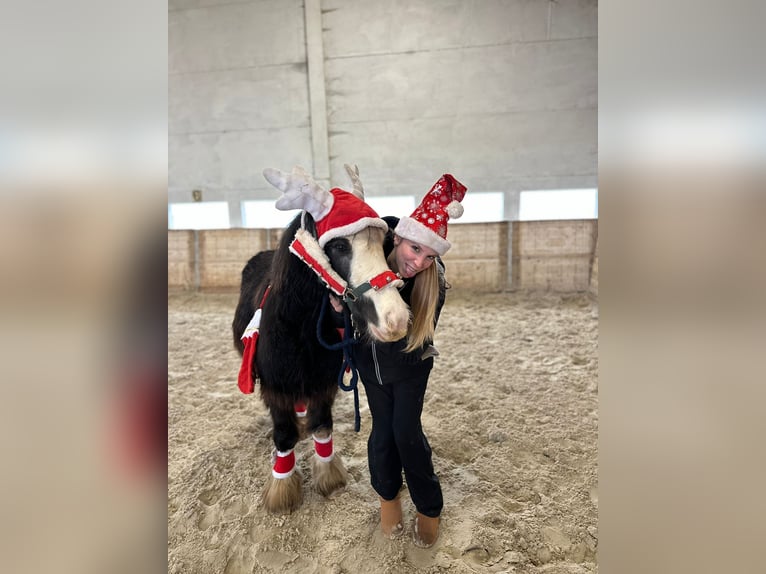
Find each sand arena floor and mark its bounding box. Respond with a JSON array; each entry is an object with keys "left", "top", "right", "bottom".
[{"left": 169, "top": 289, "right": 598, "bottom": 573}]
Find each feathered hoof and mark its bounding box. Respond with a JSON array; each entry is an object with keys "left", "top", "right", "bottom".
[
  {"left": 261, "top": 470, "right": 303, "bottom": 514},
  {"left": 311, "top": 454, "right": 348, "bottom": 498}
]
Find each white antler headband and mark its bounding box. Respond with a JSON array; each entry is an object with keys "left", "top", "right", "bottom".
[
  {"left": 263, "top": 166, "right": 334, "bottom": 221},
  {"left": 343, "top": 163, "right": 364, "bottom": 200}
]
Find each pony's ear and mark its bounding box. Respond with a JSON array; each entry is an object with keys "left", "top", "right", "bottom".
[
  {"left": 263, "top": 166, "right": 334, "bottom": 221},
  {"left": 344, "top": 163, "right": 364, "bottom": 200}
]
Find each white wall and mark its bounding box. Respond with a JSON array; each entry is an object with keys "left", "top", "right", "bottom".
[{"left": 169, "top": 0, "right": 597, "bottom": 225}]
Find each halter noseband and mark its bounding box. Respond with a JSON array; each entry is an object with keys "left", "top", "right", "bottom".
[{"left": 343, "top": 269, "right": 401, "bottom": 306}]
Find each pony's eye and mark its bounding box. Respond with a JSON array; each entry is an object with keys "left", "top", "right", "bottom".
[{"left": 328, "top": 240, "right": 349, "bottom": 253}]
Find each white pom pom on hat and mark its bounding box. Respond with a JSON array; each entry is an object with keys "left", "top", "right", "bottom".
[
  {"left": 446, "top": 200, "right": 464, "bottom": 220},
  {"left": 394, "top": 174, "right": 468, "bottom": 257}
]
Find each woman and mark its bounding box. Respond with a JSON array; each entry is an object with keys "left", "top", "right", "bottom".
[{"left": 338, "top": 174, "right": 467, "bottom": 547}]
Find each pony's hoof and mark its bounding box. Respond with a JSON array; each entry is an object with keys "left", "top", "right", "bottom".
[
  {"left": 311, "top": 454, "right": 348, "bottom": 497},
  {"left": 261, "top": 470, "right": 303, "bottom": 514}
]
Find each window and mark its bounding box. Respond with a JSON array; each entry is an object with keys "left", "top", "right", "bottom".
[
  {"left": 244, "top": 195, "right": 418, "bottom": 228},
  {"left": 168, "top": 202, "right": 230, "bottom": 229},
  {"left": 453, "top": 192, "right": 504, "bottom": 223},
  {"left": 365, "top": 195, "right": 416, "bottom": 219},
  {"left": 519, "top": 189, "right": 598, "bottom": 221},
  {"left": 242, "top": 200, "right": 301, "bottom": 229}
]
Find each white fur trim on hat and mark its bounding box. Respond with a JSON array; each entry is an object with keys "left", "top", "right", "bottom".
[
  {"left": 394, "top": 216, "right": 452, "bottom": 256},
  {"left": 318, "top": 216, "right": 389, "bottom": 248},
  {"left": 290, "top": 228, "right": 348, "bottom": 295}
]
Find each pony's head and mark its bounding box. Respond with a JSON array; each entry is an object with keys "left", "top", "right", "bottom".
[{"left": 264, "top": 165, "right": 410, "bottom": 342}]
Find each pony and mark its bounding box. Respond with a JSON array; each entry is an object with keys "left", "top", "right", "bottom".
[{"left": 232, "top": 165, "right": 410, "bottom": 514}]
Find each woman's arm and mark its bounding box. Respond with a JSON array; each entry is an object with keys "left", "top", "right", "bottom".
[{"left": 433, "top": 258, "right": 447, "bottom": 329}]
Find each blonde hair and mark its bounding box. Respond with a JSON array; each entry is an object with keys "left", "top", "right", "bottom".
[{"left": 387, "top": 250, "right": 440, "bottom": 353}]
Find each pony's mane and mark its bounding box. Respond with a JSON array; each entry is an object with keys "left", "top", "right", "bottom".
[{"left": 270, "top": 212, "right": 324, "bottom": 303}]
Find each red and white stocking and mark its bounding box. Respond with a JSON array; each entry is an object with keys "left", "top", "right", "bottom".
[
  {"left": 271, "top": 448, "right": 296, "bottom": 479},
  {"left": 313, "top": 433, "right": 334, "bottom": 463},
  {"left": 294, "top": 402, "right": 307, "bottom": 419}
]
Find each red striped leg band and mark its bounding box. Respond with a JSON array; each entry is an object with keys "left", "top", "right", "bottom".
[
  {"left": 272, "top": 449, "right": 296, "bottom": 479},
  {"left": 313, "top": 434, "right": 334, "bottom": 462},
  {"left": 294, "top": 402, "right": 307, "bottom": 418}
]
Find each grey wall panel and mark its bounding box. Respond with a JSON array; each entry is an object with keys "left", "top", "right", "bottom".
[
  {"left": 170, "top": 64, "right": 309, "bottom": 134},
  {"left": 170, "top": 0, "right": 250, "bottom": 11},
  {"left": 550, "top": 0, "right": 598, "bottom": 40},
  {"left": 325, "top": 39, "right": 596, "bottom": 124},
  {"left": 169, "top": 127, "right": 313, "bottom": 193},
  {"left": 169, "top": 0, "right": 309, "bottom": 201},
  {"left": 327, "top": 109, "right": 597, "bottom": 195},
  {"left": 169, "top": 0, "right": 598, "bottom": 223},
  {"left": 322, "top": 0, "right": 550, "bottom": 57},
  {"left": 169, "top": 0, "right": 305, "bottom": 73}
]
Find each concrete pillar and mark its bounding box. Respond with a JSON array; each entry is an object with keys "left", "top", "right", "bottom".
[
  {"left": 504, "top": 189, "right": 521, "bottom": 222},
  {"left": 228, "top": 198, "right": 242, "bottom": 228},
  {"left": 504, "top": 189, "right": 520, "bottom": 290},
  {"left": 304, "top": 0, "right": 330, "bottom": 188}
]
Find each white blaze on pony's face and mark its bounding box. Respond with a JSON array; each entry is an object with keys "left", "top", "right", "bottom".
[{"left": 324, "top": 227, "right": 410, "bottom": 343}]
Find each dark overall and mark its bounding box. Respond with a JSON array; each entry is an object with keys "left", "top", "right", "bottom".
[{"left": 353, "top": 218, "right": 446, "bottom": 518}]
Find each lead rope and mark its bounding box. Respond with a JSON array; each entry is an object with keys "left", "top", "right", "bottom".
[{"left": 316, "top": 295, "right": 362, "bottom": 432}]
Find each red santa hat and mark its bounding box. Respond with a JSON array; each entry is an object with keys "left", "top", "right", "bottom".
[
  {"left": 314, "top": 187, "right": 387, "bottom": 247},
  {"left": 394, "top": 174, "right": 467, "bottom": 256},
  {"left": 263, "top": 165, "right": 388, "bottom": 247}
]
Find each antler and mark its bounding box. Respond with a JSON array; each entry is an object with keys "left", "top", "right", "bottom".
[
  {"left": 263, "top": 166, "right": 334, "bottom": 221},
  {"left": 344, "top": 163, "right": 364, "bottom": 200}
]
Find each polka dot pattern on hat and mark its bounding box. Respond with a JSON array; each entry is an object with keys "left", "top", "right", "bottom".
[{"left": 409, "top": 174, "right": 467, "bottom": 241}]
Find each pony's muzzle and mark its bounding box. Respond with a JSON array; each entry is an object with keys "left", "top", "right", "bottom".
[
  {"left": 369, "top": 309, "right": 409, "bottom": 342},
  {"left": 386, "top": 310, "right": 409, "bottom": 341}
]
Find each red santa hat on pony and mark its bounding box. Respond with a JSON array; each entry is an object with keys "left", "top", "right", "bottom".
[
  {"left": 395, "top": 174, "right": 468, "bottom": 256},
  {"left": 262, "top": 164, "right": 392, "bottom": 296}
]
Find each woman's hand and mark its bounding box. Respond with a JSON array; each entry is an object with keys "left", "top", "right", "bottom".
[{"left": 329, "top": 294, "right": 344, "bottom": 313}]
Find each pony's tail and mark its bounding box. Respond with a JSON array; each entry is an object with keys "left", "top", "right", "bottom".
[{"left": 232, "top": 251, "right": 274, "bottom": 355}]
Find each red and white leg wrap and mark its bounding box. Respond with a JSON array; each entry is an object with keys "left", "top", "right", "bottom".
[
  {"left": 313, "top": 433, "right": 334, "bottom": 463},
  {"left": 294, "top": 402, "right": 307, "bottom": 418},
  {"left": 271, "top": 448, "right": 296, "bottom": 479}
]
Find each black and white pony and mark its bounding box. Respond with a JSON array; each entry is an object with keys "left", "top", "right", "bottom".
[{"left": 232, "top": 165, "right": 409, "bottom": 513}]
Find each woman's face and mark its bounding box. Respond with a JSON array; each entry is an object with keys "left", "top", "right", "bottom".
[{"left": 392, "top": 236, "right": 439, "bottom": 278}]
